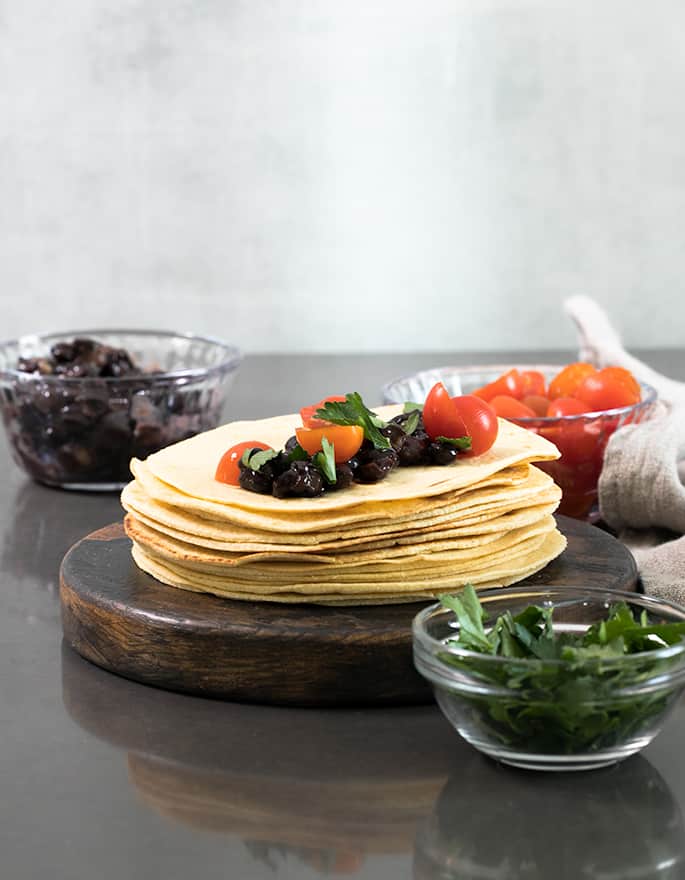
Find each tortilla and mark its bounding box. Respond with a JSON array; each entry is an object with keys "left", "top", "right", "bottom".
[
  {"left": 141, "top": 406, "right": 559, "bottom": 516},
  {"left": 130, "top": 530, "right": 567, "bottom": 605}
]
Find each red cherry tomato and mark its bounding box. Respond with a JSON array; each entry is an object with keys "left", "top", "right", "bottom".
[
  {"left": 300, "top": 395, "right": 347, "bottom": 428},
  {"left": 519, "top": 370, "right": 546, "bottom": 397},
  {"left": 574, "top": 367, "right": 641, "bottom": 411},
  {"left": 423, "top": 382, "right": 468, "bottom": 441},
  {"left": 215, "top": 440, "right": 271, "bottom": 485},
  {"left": 450, "top": 395, "right": 499, "bottom": 456},
  {"left": 295, "top": 425, "right": 364, "bottom": 462},
  {"left": 546, "top": 397, "right": 588, "bottom": 417},
  {"left": 548, "top": 362, "right": 597, "bottom": 400},
  {"left": 521, "top": 394, "right": 550, "bottom": 416},
  {"left": 472, "top": 369, "right": 524, "bottom": 402},
  {"left": 489, "top": 395, "right": 536, "bottom": 419}
]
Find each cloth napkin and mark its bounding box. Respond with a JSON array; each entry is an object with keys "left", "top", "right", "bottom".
[{"left": 564, "top": 295, "right": 685, "bottom": 603}]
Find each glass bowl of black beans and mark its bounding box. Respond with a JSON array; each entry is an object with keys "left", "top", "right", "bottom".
[{"left": 0, "top": 330, "right": 242, "bottom": 490}]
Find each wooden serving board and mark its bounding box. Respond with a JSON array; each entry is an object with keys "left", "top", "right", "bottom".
[{"left": 60, "top": 516, "right": 637, "bottom": 707}]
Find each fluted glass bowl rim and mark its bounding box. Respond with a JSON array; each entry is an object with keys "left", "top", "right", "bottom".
[
  {"left": 413, "top": 586, "right": 685, "bottom": 689},
  {"left": 382, "top": 363, "right": 658, "bottom": 423},
  {"left": 0, "top": 328, "right": 243, "bottom": 385}
]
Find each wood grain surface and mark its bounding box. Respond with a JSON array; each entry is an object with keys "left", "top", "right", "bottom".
[{"left": 60, "top": 516, "right": 637, "bottom": 706}]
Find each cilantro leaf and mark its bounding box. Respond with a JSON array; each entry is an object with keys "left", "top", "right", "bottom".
[
  {"left": 315, "top": 393, "right": 391, "bottom": 450},
  {"left": 313, "top": 437, "right": 337, "bottom": 483},
  {"left": 437, "top": 435, "right": 472, "bottom": 451},
  {"left": 285, "top": 443, "right": 309, "bottom": 463},
  {"left": 439, "top": 585, "right": 492, "bottom": 653},
  {"left": 403, "top": 401, "right": 424, "bottom": 414}
]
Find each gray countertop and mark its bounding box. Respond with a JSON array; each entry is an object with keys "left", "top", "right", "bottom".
[{"left": 3, "top": 350, "right": 685, "bottom": 880}]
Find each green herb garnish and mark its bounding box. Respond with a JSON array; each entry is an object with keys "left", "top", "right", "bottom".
[
  {"left": 240, "top": 447, "right": 278, "bottom": 471},
  {"left": 313, "top": 437, "right": 337, "bottom": 484},
  {"left": 403, "top": 401, "right": 424, "bottom": 414},
  {"left": 284, "top": 442, "right": 309, "bottom": 463},
  {"left": 403, "top": 409, "right": 421, "bottom": 436},
  {"left": 436, "top": 435, "right": 472, "bottom": 451},
  {"left": 437, "top": 586, "right": 685, "bottom": 755},
  {"left": 315, "top": 392, "right": 390, "bottom": 450}
]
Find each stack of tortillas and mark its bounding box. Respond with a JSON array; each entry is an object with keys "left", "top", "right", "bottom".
[{"left": 121, "top": 405, "right": 566, "bottom": 605}]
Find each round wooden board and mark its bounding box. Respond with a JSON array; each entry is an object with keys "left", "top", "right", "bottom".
[{"left": 60, "top": 516, "right": 637, "bottom": 707}]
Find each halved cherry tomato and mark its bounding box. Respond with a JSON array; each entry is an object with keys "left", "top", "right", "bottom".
[
  {"left": 450, "top": 395, "right": 499, "bottom": 456},
  {"left": 295, "top": 425, "right": 364, "bottom": 462},
  {"left": 489, "top": 395, "right": 536, "bottom": 419},
  {"left": 521, "top": 394, "right": 550, "bottom": 416},
  {"left": 574, "top": 367, "right": 641, "bottom": 411},
  {"left": 472, "top": 369, "right": 524, "bottom": 402},
  {"left": 547, "top": 362, "right": 596, "bottom": 400},
  {"left": 519, "top": 370, "right": 546, "bottom": 397},
  {"left": 547, "top": 397, "right": 588, "bottom": 417},
  {"left": 215, "top": 440, "right": 271, "bottom": 485},
  {"left": 423, "top": 382, "right": 468, "bottom": 440},
  {"left": 300, "top": 395, "right": 347, "bottom": 428}
]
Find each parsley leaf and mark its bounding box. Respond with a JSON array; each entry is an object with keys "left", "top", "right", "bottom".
[
  {"left": 403, "top": 401, "right": 424, "bottom": 414},
  {"left": 285, "top": 443, "right": 309, "bottom": 463},
  {"left": 313, "top": 437, "right": 337, "bottom": 483},
  {"left": 437, "top": 435, "right": 472, "bottom": 451},
  {"left": 403, "top": 410, "right": 421, "bottom": 436},
  {"left": 240, "top": 447, "right": 278, "bottom": 471},
  {"left": 315, "top": 393, "right": 391, "bottom": 450}
]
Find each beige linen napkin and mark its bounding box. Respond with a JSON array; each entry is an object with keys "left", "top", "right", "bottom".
[{"left": 564, "top": 295, "right": 685, "bottom": 603}]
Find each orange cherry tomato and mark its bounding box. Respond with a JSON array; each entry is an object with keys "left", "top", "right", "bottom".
[
  {"left": 215, "top": 440, "right": 271, "bottom": 485},
  {"left": 548, "top": 362, "right": 597, "bottom": 400},
  {"left": 594, "top": 366, "right": 641, "bottom": 399},
  {"left": 574, "top": 367, "right": 641, "bottom": 411},
  {"left": 450, "top": 395, "right": 499, "bottom": 456},
  {"left": 489, "top": 395, "right": 536, "bottom": 419},
  {"left": 295, "top": 425, "right": 364, "bottom": 462},
  {"left": 519, "top": 370, "right": 546, "bottom": 397},
  {"left": 547, "top": 397, "right": 588, "bottom": 417},
  {"left": 521, "top": 394, "right": 550, "bottom": 416},
  {"left": 300, "top": 395, "right": 347, "bottom": 428},
  {"left": 423, "top": 381, "right": 468, "bottom": 440},
  {"left": 472, "top": 369, "right": 524, "bottom": 402}
]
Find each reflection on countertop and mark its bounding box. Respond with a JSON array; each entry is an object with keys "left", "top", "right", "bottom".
[
  {"left": 61, "top": 643, "right": 465, "bottom": 876},
  {"left": 415, "top": 751, "right": 685, "bottom": 879}
]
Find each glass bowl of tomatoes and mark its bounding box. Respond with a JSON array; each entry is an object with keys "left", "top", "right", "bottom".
[{"left": 381, "top": 364, "right": 658, "bottom": 520}]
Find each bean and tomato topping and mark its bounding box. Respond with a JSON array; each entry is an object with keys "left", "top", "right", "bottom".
[{"left": 215, "top": 388, "right": 499, "bottom": 498}]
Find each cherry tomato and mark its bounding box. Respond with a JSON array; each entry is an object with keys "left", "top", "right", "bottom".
[
  {"left": 300, "top": 395, "right": 347, "bottom": 428},
  {"left": 215, "top": 440, "right": 271, "bottom": 485},
  {"left": 295, "top": 425, "right": 364, "bottom": 462},
  {"left": 423, "top": 382, "right": 468, "bottom": 440},
  {"left": 521, "top": 394, "right": 551, "bottom": 416},
  {"left": 489, "top": 395, "right": 536, "bottom": 419},
  {"left": 548, "top": 362, "right": 597, "bottom": 400},
  {"left": 574, "top": 367, "right": 641, "bottom": 411},
  {"left": 519, "top": 370, "right": 546, "bottom": 397},
  {"left": 546, "top": 397, "right": 588, "bottom": 417},
  {"left": 472, "top": 369, "right": 524, "bottom": 402},
  {"left": 450, "top": 395, "right": 499, "bottom": 456},
  {"left": 594, "top": 366, "right": 641, "bottom": 399}
]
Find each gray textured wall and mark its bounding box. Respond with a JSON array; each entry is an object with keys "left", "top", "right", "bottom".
[{"left": 2, "top": 1, "right": 684, "bottom": 352}]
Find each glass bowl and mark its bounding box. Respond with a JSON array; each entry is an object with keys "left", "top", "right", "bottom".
[
  {"left": 413, "top": 586, "right": 685, "bottom": 772},
  {"left": 0, "top": 329, "right": 242, "bottom": 491},
  {"left": 382, "top": 364, "right": 658, "bottom": 520}
]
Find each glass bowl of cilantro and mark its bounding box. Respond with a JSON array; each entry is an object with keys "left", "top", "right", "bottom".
[{"left": 413, "top": 585, "right": 685, "bottom": 771}]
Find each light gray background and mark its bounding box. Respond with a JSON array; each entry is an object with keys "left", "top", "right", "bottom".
[{"left": 2, "top": 0, "right": 684, "bottom": 353}]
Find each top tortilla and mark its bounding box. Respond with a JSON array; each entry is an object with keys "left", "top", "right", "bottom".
[{"left": 142, "top": 405, "right": 559, "bottom": 514}]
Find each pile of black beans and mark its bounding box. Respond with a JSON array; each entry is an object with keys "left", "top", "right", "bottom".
[
  {"left": 3, "top": 337, "right": 221, "bottom": 487},
  {"left": 238, "top": 412, "right": 467, "bottom": 498}
]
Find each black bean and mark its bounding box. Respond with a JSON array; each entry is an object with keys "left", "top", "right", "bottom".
[
  {"left": 355, "top": 448, "right": 399, "bottom": 483},
  {"left": 272, "top": 461, "right": 325, "bottom": 498}
]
